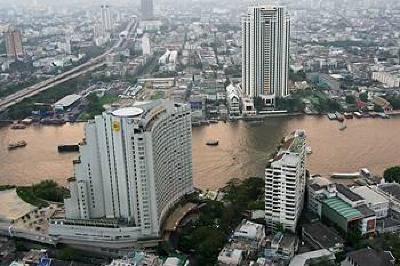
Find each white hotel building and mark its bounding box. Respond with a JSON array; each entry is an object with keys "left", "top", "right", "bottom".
[
  {"left": 49, "top": 101, "right": 193, "bottom": 251},
  {"left": 242, "top": 6, "right": 290, "bottom": 105},
  {"left": 265, "top": 130, "right": 306, "bottom": 232}
]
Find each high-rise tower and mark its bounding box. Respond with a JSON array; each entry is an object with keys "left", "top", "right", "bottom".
[
  {"left": 265, "top": 130, "right": 306, "bottom": 232},
  {"left": 101, "top": 5, "right": 113, "bottom": 33},
  {"left": 4, "top": 26, "right": 24, "bottom": 59},
  {"left": 242, "top": 6, "right": 290, "bottom": 105},
  {"left": 141, "top": 0, "right": 154, "bottom": 20},
  {"left": 50, "top": 101, "right": 194, "bottom": 248}
]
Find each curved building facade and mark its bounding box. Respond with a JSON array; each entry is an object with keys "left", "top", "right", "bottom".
[{"left": 50, "top": 100, "right": 193, "bottom": 249}]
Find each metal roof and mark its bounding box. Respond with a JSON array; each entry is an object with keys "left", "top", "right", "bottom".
[{"left": 323, "top": 197, "right": 362, "bottom": 221}]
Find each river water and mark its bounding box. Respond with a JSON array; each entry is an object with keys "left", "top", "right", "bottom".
[{"left": 1, "top": 115, "right": 400, "bottom": 190}]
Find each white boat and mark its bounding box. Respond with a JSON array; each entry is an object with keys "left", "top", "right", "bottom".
[
  {"left": 354, "top": 112, "right": 362, "bottom": 118},
  {"left": 327, "top": 113, "right": 336, "bottom": 120},
  {"left": 338, "top": 123, "right": 347, "bottom": 131},
  {"left": 306, "top": 146, "right": 312, "bottom": 154}
]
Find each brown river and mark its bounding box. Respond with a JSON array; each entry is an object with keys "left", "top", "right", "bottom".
[{"left": 1, "top": 115, "right": 400, "bottom": 190}]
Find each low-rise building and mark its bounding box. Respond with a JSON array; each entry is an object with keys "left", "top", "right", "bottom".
[
  {"left": 321, "top": 197, "right": 363, "bottom": 234},
  {"left": 289, "top": 249, "right": 335, "bottom": 266},
  {"left": 226, "top": 84, "right": 241, "bottom": 117},
  {"left": 336, "top": 184, "right": 366, "bottom": 208},
  {"left": 217, "top": 248, "right": 243, "bottom": 266},
  {"left": 302, "top": 222, "right": 344, "bottom": 254},
  {"left": 351, "top": 186, "right": 389, "bottom": 219},
  {"left": 265, "top": 232, "right": 298, "bottom": 262},
  {"left": 341, "top": 248, "right": 395, "bottom": 266}
]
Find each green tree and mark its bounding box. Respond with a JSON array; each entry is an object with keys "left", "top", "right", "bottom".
[
  {"left": 384, "top": 166, "right": 400, "bottom": 183},
  {"left": 345, "top": 95, "right": 356, "bottom": 104},
  {"left": 254, "top": 97, "right": 265, "bottom": 112},
  {"left": 359, "top": 92, "right": 368, "bottom": 102},
  {"left": 387, "top": 96, "right": 400, "bottom": 110}
]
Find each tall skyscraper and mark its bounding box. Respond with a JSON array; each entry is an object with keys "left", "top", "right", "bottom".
[
  {"left": 141, "top": 0, "right": 154, "bottom": 20},
  {"left": 242, "top": 6, "right": 290, "bottom": 105},
  {"left": 4, "top": 26, "right": 24, "bottom": 59},
  {"left": 265, "top": 130, "right": 306, "bottom": 232},
  {"left": 50, "top": 101, "right": 194, "bottom": 249},
  {"left": 101, "top": 5, "right": 113, "bottom": 33}
]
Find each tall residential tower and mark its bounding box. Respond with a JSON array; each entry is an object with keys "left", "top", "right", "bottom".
[
  {"left": 265, "top": 130, "right": 306, "bottom": 232},
  {"left": 4, "top": 26, "right": 24, "bottom": 59},
  {"left": 101, "top": 5, "right": 113, "bottom": 33},
  {"left": 141, "top": 0, "right": 154, "bottom": 20},
  {"left": 242, "top": 6, "right": 290, "bottom": 105},
  {"left": 50, "top": 101, "right": 194, "bottom": 250}
]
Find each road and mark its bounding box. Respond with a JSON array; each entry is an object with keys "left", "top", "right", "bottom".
[{"left": 0, "top": 19, "right": 138, "bottom": 113}]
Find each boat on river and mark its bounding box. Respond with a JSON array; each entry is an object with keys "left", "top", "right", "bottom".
[
  {"left": 11, "top": 124, "right": 26, "bottom": 130},
  {"left": 344, "top": 112, "right": 353, "bottom": 119},
  {"left": 8, "top": 140, "right": 27, "bottom": 150},
  {"left": 335, "top": 112, "right": 344, "bottom": 122},
  {"left": 327, "top": 113, "right": 336, "bottom": 120},
  {"left": 354, "top": 112, "right": 362, "bottom": 118},
  {"left": 206, "top": 140, "right": 219, "bottom": 146},
  {"left": 338, "top": 123, "right": 347, "bottom": 131}
]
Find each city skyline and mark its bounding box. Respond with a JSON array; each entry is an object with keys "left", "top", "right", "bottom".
[{"left": 1, "top": 0, "right": 400, "bottom": 265}]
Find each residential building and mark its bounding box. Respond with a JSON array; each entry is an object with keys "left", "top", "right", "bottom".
[
  {"left": 49, "top": 100, "right": 194, "bottom": 251},
  {"left": 372, "top": 71, "right": 400, "bottom": 88},
  {"left": 265, "top": 232, "right": 298, "bottom": 261},
  {"left": 141, "top": 0, "right": 154, "bottom": 20},
  {"left": 218, "top": 248, "right": 243, "bottom": 266},
  {"left": 241, "top": 5, "right": 290, "bottom": 104},
  {"left": 101, "top": 5, "right": 113, "bottom": 33},
  {"left": 265, "top": 130, "right": 306, "bottom": 232},
  {"left": 4, "top": 26, "right": 24, "bottom": 59}
]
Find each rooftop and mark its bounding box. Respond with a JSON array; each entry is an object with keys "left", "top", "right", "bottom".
[
  {"left": 356, "top": 205, "right": 376, "bottom": 218},
  {"left": 289, "top": 249, "right": 334, "bottom": 266},
  {"left": 379, "top": 183, "right": 400, "bottom": 201},
  {"left": 54, "top": 94, "right": 81, "bottom": 107},
  {"left": 352, "top": 186, "right": 389, "bottom": 205},
  {"left": 111, "top": 107, "right": 144, "bottom": 117},
  {"left": 336, "top": 184, "right": 364, "bottom": 202},
  {"left": 302, "top": 222, "right": 344, "bottom": 249},
  {"left": 323, "top": 197, "right": 363, "bottom": 221},
  {"left": 346, "top": 248, "right": 394, "bottom": 266}
]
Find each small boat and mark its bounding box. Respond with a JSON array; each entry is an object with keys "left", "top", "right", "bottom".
[
  {"left": 354, "top": 112, "right": 362, "bottom": 118},
  {"left": 206, "top": 140, "right": 219, "bottom": 146},
  {"left": 338, "top": 123, "right": 347, "bottom": 131},
  {"left": 344, "top": 112, "right": 353, "bottom": 119},
  {"left": 209, "top": 120, "right": 219, "bottom": 124},
  {"left": 306, "top": 146, "right": 312, "bottom": 154},
  {"left": 8, "top": 140, "right": 27, "bottom": 150},
  {"left": 327, "top": 113, "right": 336, "bottom": 120},
  {"left": 369, "top": 112, "right": 378, "bottom": 118},
  {"left": 58, "top": 145, "right": 79, "bottom": 153},
  {"left": 335, "top": 112, "right": 344, "bottom": 122},
  {"left": 377, "top": 113, "right": 390, "bottom": 119},
  {"left": 11, "top": 124, "right": 26, "bottom": 130},
  {"left": 362, "top": 112, "right": 371, "bottom": 118}
]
